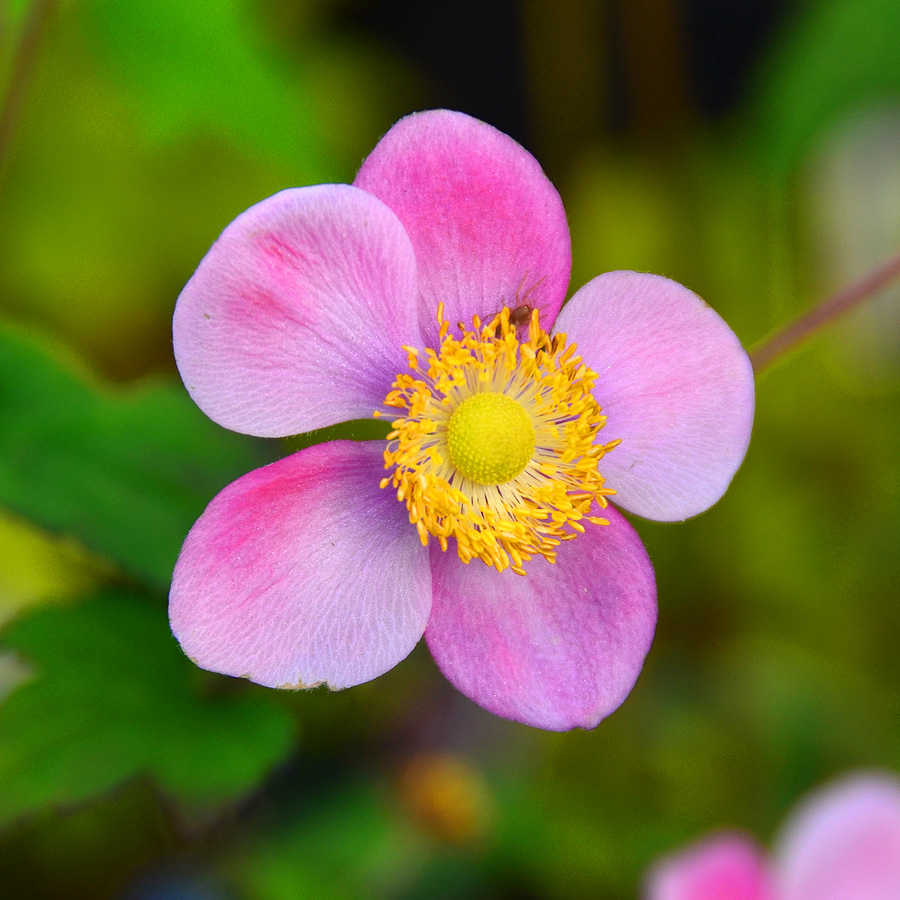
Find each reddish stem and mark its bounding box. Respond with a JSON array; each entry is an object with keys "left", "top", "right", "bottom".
[
  {"left": 750, "top": 248, "right": 900, "bottom": 374},
  {"left": 0, "top": 0, "right": 57, "bottom": 182}
]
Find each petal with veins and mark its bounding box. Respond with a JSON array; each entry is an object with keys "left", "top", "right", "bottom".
[
  {"left": 355, "top": 109, "right": 571, "bottom": 345},
  {"left": 557, "top": 271, "right": 755, "bottom": 521},
  {"left": 174, "top": 184, "right": 422, "bottom": 437},
  {"left": 425, "top": 505, "right": 656, "bottom": 731},
  {"left": 169, "top": 441, "right": 432, "bottom": 690}
]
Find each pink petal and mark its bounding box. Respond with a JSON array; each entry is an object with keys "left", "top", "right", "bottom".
[
  {"left": 645, "top": 835, "right": 777, "bottom": 900},
  {"left": 424, "top": 505, "right": 656, "bottom": 731},
  {"left": 555, "top": 271, "right": 755, "bottom": 521},
  {"left": 173, "top": 184, "right": 422, "bottom": 437},
  {"left": 354, "top": 109, "right": 571, "bottom": 345},
  {"left": 777, "top": 773, "right": 900, "bottom": 900},
  {"left": 169, "top": 441, "right": 432, "bottom": 690}
]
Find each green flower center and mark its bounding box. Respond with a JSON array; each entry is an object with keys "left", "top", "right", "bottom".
[{"left": 447, "top": 392, "right": 535, "bottom": 485}]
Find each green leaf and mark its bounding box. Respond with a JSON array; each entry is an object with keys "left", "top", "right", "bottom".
[
  {"left": 225, "top": 780, "right": 427, "bottom": 900},
  {"left": 0, "top": 321, "right": 273, "bottom": 590},
  {"left": 0, "top": 592, "right": 296, "bottom": 827},
  {"left": 84, "top": 0, "right": 326, "bottom": 166},
  {"left": 0, "top": 508, "right": 108, "bottom": 627},
  {"left": 753, "top": 0, "right": 900, "bottom": 178}
]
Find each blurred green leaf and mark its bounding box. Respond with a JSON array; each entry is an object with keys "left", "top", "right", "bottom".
[
  {"left": 754, "top": 0, "right": 900, "bottom": 178},
  {"left": 0, "top": 591, "right": 295, "bottom": 827},
  {"left": 225, "top": 779, "right": 427, "bottom": 900},
  {"left": 1, "top": 0, "right": 417, "bottom": 380},
  {"left": 722, "top": 634, "right": 900, "bottom": 807},
  {"left": 0, "top": 321, "right": 273, "bottom": 589},
  {"left": 84, "top": 0, "right": 323, "bottom": 164},
  {"left": 0, "top": 508, "right": 110, "bottom": 627}
]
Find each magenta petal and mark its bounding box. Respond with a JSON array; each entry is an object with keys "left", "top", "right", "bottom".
[
  {"left": 173, "top": 185, "right": 422, "bottom": 437},
  {"left": 645, "top": 835, "right": 777, "bottom": 900},
  {"left": 556, "top": 271, "right": 755, "bottom": 521},
  {"left": 777, "top": 774, "right": 900, "bottom": 900},
  {"left": 169, "top": 441, "right": 431, "bottom": 690},
  {"left": 424, "top": 505, "right": 656, "bottom": 731},
  {"left": 354, "top": 109, "right": 571, "bottom": 344}
]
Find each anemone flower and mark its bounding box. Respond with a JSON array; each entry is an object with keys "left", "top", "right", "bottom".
[
  {"left": 169, "top": 110, "right": 754, "bottom": 731},
  {"left": 645, "top": 772, "right": 900, "bottom": 900}
]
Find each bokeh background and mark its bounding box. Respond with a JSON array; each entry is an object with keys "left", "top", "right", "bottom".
[{"left": 1, "top": 0, "right": 899, "bottom": 898}]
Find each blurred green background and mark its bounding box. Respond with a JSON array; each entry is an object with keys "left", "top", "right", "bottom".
[{"left": 1, "top": 0, "right": 899, "bottom": 898}]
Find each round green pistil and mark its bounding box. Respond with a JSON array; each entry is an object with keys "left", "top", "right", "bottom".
[{"left": 447, "top": 392, "right": 535, "bottom": 485}]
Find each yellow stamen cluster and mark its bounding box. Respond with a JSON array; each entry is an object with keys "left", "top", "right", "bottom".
[{"left": 376, "top": 305, "right": 619, "bottom": 575}]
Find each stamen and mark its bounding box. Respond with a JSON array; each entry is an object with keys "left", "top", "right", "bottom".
[{"left": 378, "top": 305, "right": 619, "bottom": 575}]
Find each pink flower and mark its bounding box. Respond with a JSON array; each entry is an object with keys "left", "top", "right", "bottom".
[
  {"left": 646, "top": 773, "right": 900, "bottom": 900},
  {"left": 169, "top": 110, "right": 754, "bottom": 731}
]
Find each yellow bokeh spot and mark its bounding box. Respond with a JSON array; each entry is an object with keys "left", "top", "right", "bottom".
[
  {"left": 447, "top": 392, "right": 535, "bottom": 485},
  {"left": 0, "top": 509, "right": 112, "bottom": 628}
]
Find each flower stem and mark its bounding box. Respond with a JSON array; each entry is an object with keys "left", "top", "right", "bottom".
[
  {"left": 750, "top": 248, "right": 900, "bottom": 374},
  {"left": 0, "top": 0, "right": 57, "bottom": 184}
]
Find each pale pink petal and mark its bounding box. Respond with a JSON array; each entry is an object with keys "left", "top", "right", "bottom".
[
  {"left": 777, "top": 773, "right": 900, "bottom": 900},
  {"left": 169, "top": 441, "right": 431, "bottom": 690},
  {"left": 555, "top": 271, "right": 755, "bottom": 521},
  {"left": 424, "top": 505, "right": 656, "bottom": 731},
  {"left": 645, "top": 835, "right": 777, "bottom": 900},
  {"left": 354, "top": 109, "right": 571, "bottom": 345},
  {"left": 173, "top": 184, "right": 422, "bottom": 437}
]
